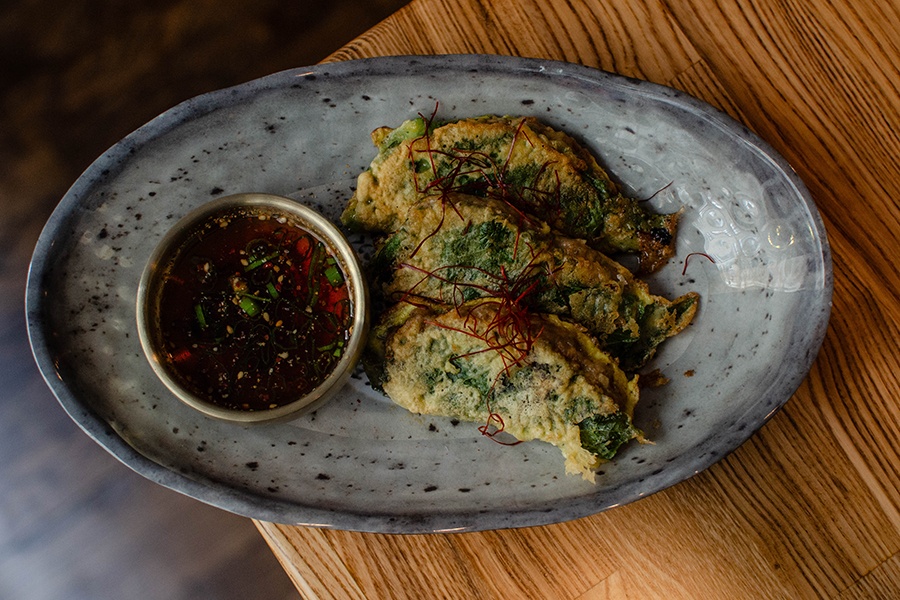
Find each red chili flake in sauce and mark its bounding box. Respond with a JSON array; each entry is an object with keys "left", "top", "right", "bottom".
[{"left": 158, "top": 208, "right": 352, "bottom": 411}]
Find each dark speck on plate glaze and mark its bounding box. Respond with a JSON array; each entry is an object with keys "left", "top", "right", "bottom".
[{"left": 25, "top": 55, "right": 831, "bottom": 534}]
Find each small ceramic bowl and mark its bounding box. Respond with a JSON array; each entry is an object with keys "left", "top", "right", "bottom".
[{"left": 137, "top": 193, "right": 369, "bottom": 423}]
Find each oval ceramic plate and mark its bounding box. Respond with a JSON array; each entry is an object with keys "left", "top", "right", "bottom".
[{"left": 26, "top": 55, "right": 832, "bottom": 533}]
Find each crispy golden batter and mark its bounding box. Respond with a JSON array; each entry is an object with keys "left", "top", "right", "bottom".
[{"left": 342, "top": 115, "right": 680, "bottom": 272}]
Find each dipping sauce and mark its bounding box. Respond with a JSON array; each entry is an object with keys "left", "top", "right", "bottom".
[{"left": 156, "top": 207, "right": 352, "bottom": 411}]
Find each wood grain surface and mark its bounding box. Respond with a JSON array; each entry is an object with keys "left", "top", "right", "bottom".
[{"left": 256, "top": 0, "right": 900, "bottom": 597}]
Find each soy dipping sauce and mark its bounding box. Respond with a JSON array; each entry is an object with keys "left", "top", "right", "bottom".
[{"left": 157, "top": 208, "right": 352, "bottom": 411}]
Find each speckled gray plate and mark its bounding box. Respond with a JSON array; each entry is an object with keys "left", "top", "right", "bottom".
[{"left": 26, "top": 55, "right": 832, "bottom": 533}]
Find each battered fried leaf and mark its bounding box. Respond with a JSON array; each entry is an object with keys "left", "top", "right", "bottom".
[
  {"left": 372, "top": 299, "right": 644, "bottom": 481},
  {"left": 342, "top": 115, "right": 680, "bottom": 272},
  {"left": 374, "top": 194, "right": 698, "bottom": 372},
  {"left": 579, "top": 413, "right": 641, "bottom": 461}
]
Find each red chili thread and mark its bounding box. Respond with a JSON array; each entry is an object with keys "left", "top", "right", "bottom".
[
  {"left": 404, "top": 113, "right": 561, "bottom": 249},
  {"left": 478, "top": 412, "right": 522, "bottom": 445},
  {"left": 426, "top": 304, "right": 535, "bottom": 446},
  {"left": 681, "top": 252, "right": 715, "bottom": 275},
  {"left": 405, "top": 249, "right": 547, "bottom": 444},
  {"left": 638, "top": 180, "right": 674, "bottom": 203}
]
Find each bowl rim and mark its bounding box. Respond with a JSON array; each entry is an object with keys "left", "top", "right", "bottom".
[{"left": 135, "top": 192, "right": 369, "bottom": 423}]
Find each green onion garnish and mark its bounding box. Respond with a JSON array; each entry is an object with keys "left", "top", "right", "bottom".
[
  {"left": 239, "top": 296, "right": 261, "bottom": 317},
  {"left": 266, "top": 282, "right": 280, "bottom": 299},
  {"left": 243, "top": 252, "right": 280, "bottom": 272},
  {"left": 323, "top": 264, "right": 343, "bottom": 287},
  {"left": 195, "top": 304, "right": 208, "bottom": 329}
]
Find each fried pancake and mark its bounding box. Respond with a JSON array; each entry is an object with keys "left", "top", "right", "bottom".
[
  {"left": 343, "top": 115, "right": 680, "bottom": 272},
  {"left": 371, "top": 300, "right": 644, "bottom": 481}
]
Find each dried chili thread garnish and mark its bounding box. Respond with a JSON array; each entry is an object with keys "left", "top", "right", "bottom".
[
  {"left": 394, "top": 233, "right": 545, "bottom": 312},
  {"left": 681, "top": 251, "right": 715, "bottom": 276},
  {"left": 478, "top": 412, "right": 520, "bottom": 445},
  {"left": 403, "top": 110, "right": 558, "bottom": 257},
  {"left": 404, "top": 251, "right": 547, "bottom": 444},
  {"left": 637, "top": 180, "right": 674, "bottom": 203},
  {"left": 423, "top": 305, "right": 537, "bottom": 445}
]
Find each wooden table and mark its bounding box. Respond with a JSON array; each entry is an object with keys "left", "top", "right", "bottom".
[{"left": 254, "top": 0, "right": 900, "bottom": 597}]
